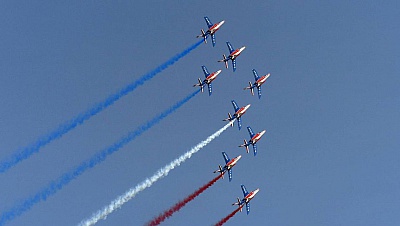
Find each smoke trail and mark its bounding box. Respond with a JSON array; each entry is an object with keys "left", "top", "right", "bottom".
[
  {"left": 0, "top": 90, "right": 200, "bottom": 225},
  {"left": 0, "top": 39, "right": 204, "bottom": 174},
  {"left": 215, "top": 206, "right": 242, "bottom": 226},
  {"left": 146, "top": 174, "right": 223, "bottom": 226},
  {"left": 79, "top": 121, "right": 234, "bottom": 226}
]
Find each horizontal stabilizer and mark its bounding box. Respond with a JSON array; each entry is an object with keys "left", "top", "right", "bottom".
[
  {"left": 223, "top": 113, "right": 234, "bottom": 127},
  {"left": 213, "top": 165, "right": 224, "bottom": 179},
  {"left": 232, "top": 197, "right": 242, "bottom": 207},
  {"left": 196, "top": 29, "right": 207, "bottom": 44},
  {"left": 218, "top": 54, "right": 228, "bottom": 69},
  {"left": 239, "top": 140, "right": 250, "bottom": 153},
  {"left": 193, "top": 78, "right": 204, "bottom": 93}
]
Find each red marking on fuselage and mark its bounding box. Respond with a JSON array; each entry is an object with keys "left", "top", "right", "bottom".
[
  {"left": 209, "top": 21, "right": 225, "bottom": 34},
  {"left": 235, "top": 104, "right": 250, "bottom": 117},
  {"left": 230, "top": 46, "right": 246, "bottom": 59},
  {"left": 227, "top": 159, "right": 235, "bottom": 166},
  {"left": 251, "top": 136, "right": 260, "bottom": 143},
  {"left": 244, "top": 188, "right": 260, "bottom": 202},
  {"left": 226, "top": 156, "right": 241, "bottom": 169},
  {"left": 205, "top": 70, "right": 221, "bottom": 83},
  {"left": 250, "top": 130, "right": 266, "bottom": 143},
  {"left": 256, "top": 73, "right": 270, "bottom": 87}
]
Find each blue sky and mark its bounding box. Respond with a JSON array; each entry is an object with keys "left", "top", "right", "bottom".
[{"left": 1, "top": 1, "right": 399, "bottom": 225}]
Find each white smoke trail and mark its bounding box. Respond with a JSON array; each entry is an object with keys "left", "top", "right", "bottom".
[{"left": 79, "top": 121, "right": 234, "bottom": 226}]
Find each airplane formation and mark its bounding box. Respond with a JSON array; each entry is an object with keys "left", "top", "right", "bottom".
[
  {"left": 0, "top": 14, "right": 272, "bottom": 226},
  {"left": 195, "top": 16, "right": 270, "bottom": 220}
]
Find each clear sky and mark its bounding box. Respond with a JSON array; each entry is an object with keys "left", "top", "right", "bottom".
[{"left": 1, "top": 1, "right": 399, "bottom": 225}]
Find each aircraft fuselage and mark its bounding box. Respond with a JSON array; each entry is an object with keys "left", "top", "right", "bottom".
[
  {"left": 226, "top": 155, "right": 242, "bottom": 170},
  {"left": 244, "top": 188, "right": 260, "bottom": 203},
  {"left": 250, "top": 130, "right": 266, "bottom": 144},
  {"left": 256, "top": 73, "right": 270, "bottom": 87},
  {"left": 229, "top": 46, "right": 246, "bottom": 60},
  {"left": 205, "top": 69, "right": 222, "bottom": 84},
  {"left": 209, "top": 20, "right": 225, "bottom": 34},
  {"left": 234, "top": 104, "right": 251, "bottom": 118}
]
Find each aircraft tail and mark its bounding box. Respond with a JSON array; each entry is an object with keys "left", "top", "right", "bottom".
[
  {"left": 243, "top": 81, "right": 255, "bottom": 96},
  {"left": 232, "top": 197, "right": 243, "bottom": 212},
  {"left": 213, "top": 165, "right": 224, "bottom": 179},
  {"left": 218, "top": 54, "right": 228, "bottom": 69},
  {"left": 196, "top": 29, "right": 207, "bottom": 44},
  {"left": 193, "top": 78, "right": 204, "bottom": 92},
  {"left": 238, "top": 140, "right": 250, "bottom": 153},
  {"left": 223, "top": 113, "right": 234, "bottom": 127}
]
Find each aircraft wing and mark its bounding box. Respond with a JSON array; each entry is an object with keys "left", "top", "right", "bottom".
[
  {"left": 253, "top": 143, "right": 257, "bottom": 156},
  {"left": 252, "top": 69, "right": 260, "bottom": 81},
  {"left": 201, "top": 65, "right": 210, "bottom": 76},
  {"left": 211, "top": 34, "right": 216, "bottom": 47},
  {"left": 227, "top": 42, "right": 234, "bottom": 54},
  {"left": 222, "top": 152, "right": 230, "bottom": 164},
  {"left": 204, "top": 16, "right": 213, "bottom": 28},
  {"left": 247, "top": 126, "right": 255, "bottom": 138},
  {"left": 241, "top": 184, "right": 249, "bottom": 196},
  {"left": 246, "top": 202, "right": 251, "bottom": 215},
  {"left": 228, "top": 168, "right": 233, "bottom": 182},
  {"left": 207, "top": 83, "right": 212, "bottom": 96},
  {"left": 257, "top": 86, "right": 262, "bottom": 99},
  {"left": 231, "top": 100, "right": 239, "bottom": 112},
  {"left": 232, "top": 59, "right": 237, "bottom": 72}
]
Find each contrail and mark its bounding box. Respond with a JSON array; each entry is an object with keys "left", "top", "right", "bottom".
[
  {"left": 0, "top": 39, "right": 204, "bottom": 174},
  {"left": 146, "top": 174, "right": 223, "bottom": 226},
  {"left": 0, "top": 90, "right": 200, "bottom": 225},
  {"left": 79, "top": 121, "right": 234, "bottom": 226},
  {"left": 215, "top": 206, "right": 242, "bottom": 226}
]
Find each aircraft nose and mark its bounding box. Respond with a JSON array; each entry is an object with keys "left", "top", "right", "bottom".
[
  {"left": 216, "top": 69, "right": 222, "bottom": 74},
  {"left": 220, "top": 20, "right": 225, "bottom": 25},
  {"left": 237, "top": 155, "right": 242, "bottom": 161},
  {"left": 254, "top": 188, "right": 260, "bottom": 194}
]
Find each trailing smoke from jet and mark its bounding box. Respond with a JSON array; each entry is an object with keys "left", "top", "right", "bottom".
[
  {"left": 0, "top": 90, "right": 200, "bottom": 225},
  {"left": 214, "top": 206, "right": 242, "bottom": 226},
  {"left": 0, "top": 39, "right": 204, "bottom": 174},
  {"left": 79, "top": 121, "right": 234, "bottom": 226},
  {"left": 146, "top": 174, "right": 223, "bottom": 226}
]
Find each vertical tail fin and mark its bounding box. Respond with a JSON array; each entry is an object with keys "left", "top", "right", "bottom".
[
  {"left": 218, "top": 54, "right": 228, "bottom": 69},
  {"left": 223, "top": 113, "right": 234, "bottom": 127},
  {"left": 239, "top": 140, "right": 250, "bottom": 153},
  {"left": 249, "top": 82, "right": 254, "bottom": 96},
  {"left": 199, "top": 78, "right": 203, "bottom": 93},
  {"left": 196, "top": 29, "right": 207, "bottom": 43},
  {"left": 243, "top": 81, "right": 254, "bottom": 96},
  {"left": 232, "top": 197, "right": 243, "bottom": 212},
  {"left": 213, "top": 165, "right": 224, "bottom": 179},
  {"left": 223, "top": 54, "right": 228, "bottom": 69},
  {"left": 193, "top": 78, "right": 204, "bottom": 92}
]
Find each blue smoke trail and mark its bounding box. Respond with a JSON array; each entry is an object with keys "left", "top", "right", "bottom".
[
  {"left": 0, "top": 40, "right": 203, "bottom": 173},
  {"left": 0, "top": 89, "right": 201, "bottom": 225}
]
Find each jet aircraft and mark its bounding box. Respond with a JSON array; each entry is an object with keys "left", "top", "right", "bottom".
[
  {"left": 193, "top": 65, "right": 221, "bottom": 96},
  {"left": 218, "top": 42, "right": 246, "bottom": 72},
  {"left": 196, "top": 16, "right": 225, "bottom": 47},
  {"left": 223, "top": 100, "right": 251, "bottom": 130},
  {"left": 213, "top": 152, "right": 242, "bottom": 182},
  {"left": 239, "top": 126, "right": 266, "bottom": 156},
  {"left": 244, "top": 69, "right": 271, "bottom": 99},
  {"left": 232, "top": 184, "right": 260, "bottom": 215}
]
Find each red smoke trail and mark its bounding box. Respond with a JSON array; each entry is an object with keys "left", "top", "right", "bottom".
[
  {"left": 214, "top": 206, "right": 242, "bottom": 226},
  {"left": 146, "top": 174, "right": 223, "bottom": 226}
]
